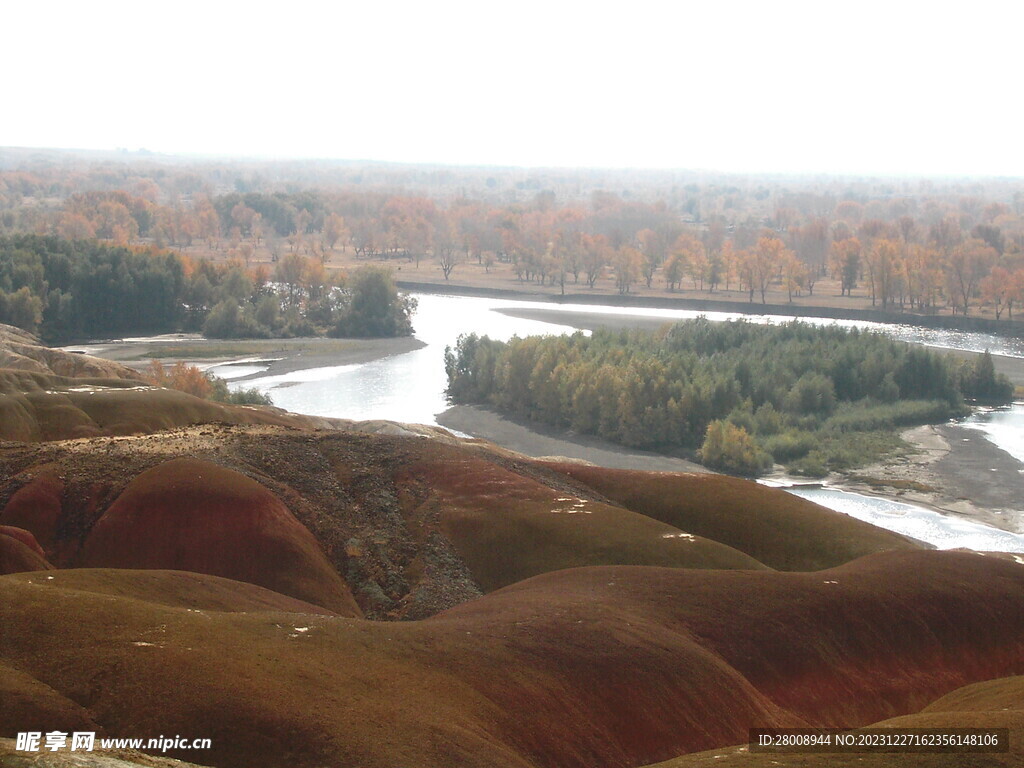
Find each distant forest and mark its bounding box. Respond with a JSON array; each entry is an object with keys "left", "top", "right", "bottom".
[
  {"left": 0, "top": 235, "right": 413, "bottom": 342},
  {"left": 1, "top": 149, "right": 1024, "bottom": 320},
  {"left": 445, "top": 320, "right": 1013, "bottom": 476}
]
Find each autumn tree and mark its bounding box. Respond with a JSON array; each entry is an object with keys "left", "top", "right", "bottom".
[
  {"left": 663, "top": 253, "right": 685, "bottom": 292},
  {"left": 699, "top": 420, "right": 772, "bottom": 476},
  {"left": 981, "top": 266, "right": 1012, "bottom": 319},
  {"left": 831, "top": 237, "right": 861, "bottom": 297},
  {"left": 433, "top": 212, "right": 461, "bottom": 280},
  {"left": 751, "top": 236, "right": 787, "bottom": 303},
  {"left": 865, "top": 239, "right": 901, "bottom": 308},
  {"left": 581, "top": 234, "right": 607, "bottom": 288},
  {"left": 275, "top": 253, "right": 307, "bottom": 307},
  {"left": 780, "top": 251, "right": 807, "bottom": 303},
  {"left": 947, "top": 239, "right": 997, "bottom": 315},
  {"left": 613, "top": 247, "right": 642, "bottom": 294}
]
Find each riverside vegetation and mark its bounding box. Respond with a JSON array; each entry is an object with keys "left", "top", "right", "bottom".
[
  {"left": 445, "top": 319, "right": 1014, "bottom": 476},
  {"left": 0, "top": 234, "right": 415, "bottom": 342}
]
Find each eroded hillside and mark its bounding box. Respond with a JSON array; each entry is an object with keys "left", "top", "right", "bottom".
[{"left": 1, "top": 338, "right": 1021, "bottom": 768}]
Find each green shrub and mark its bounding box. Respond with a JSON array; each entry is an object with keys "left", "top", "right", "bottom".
[
  {"left": 208, "top": 376, "right": 274, "bottom": 406},
  {"left": 759, "top": 429, "right": 817, "bottom": 462},
  {"left": 699, "top": 420, "right": 773, "bottom": 477}
]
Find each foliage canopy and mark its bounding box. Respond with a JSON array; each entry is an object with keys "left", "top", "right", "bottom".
[{"left": 445, "top": 318, "right": 1010, "bottom": 476}]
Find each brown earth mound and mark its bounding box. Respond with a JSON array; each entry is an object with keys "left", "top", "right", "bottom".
[
  {"left": 0, "top": 525, "right": 45, "bottom": 557},
  {"left": 3, "top": 568, "right": 342, "bottom": 614},
  {"left": 78, "top": 458, "right": 359, "bottom": 616},
  {"left": 1, "top": 550, "right": 1021, "bottom": 768},
  {"left": 0, "top": 425, "right": 923, "bottom": 620},
  {"left": 0, "top": 532, "right": 52, "bottom": 574},
  {"left": 402, "top": 444, "right": 768, "bottom": 592},
  {"left": 0, "top": 323, "right": 140, "bottom": 380},
  {"left": 0, "top": 468, "right": 64, "bottom": 551},
  {"left": 647, "top": 676, "right": 1024, "bottom": 767},
  {"left": 921, "top": 674, "right": 1024, "bottom": 714},
  {"left": 0, "top": 663, "right": 99, "bottom": 738},
  {"left": 464, "top": 550, "right": 1024, "bottom": 728},
  {"left": 0, "top": 369, "right": 335, "bottom": 442},
  {"left": 540, "top": 463, "right": 919, "bottom": 570}
]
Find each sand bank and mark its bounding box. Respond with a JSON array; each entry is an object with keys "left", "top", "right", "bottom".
[
  {"left": 437, "top": 405, "right": 706, "bottom": 473},
  {"left": 79, "top": 334, "right": 426, "bottom": 381}
]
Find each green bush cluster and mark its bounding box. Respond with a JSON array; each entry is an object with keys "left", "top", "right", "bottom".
[
  {"left": 0, "top": 235, "right": 184, "bottom": 340},
  {"left": 445, "top": 318, "right": 1008, "bottom": 476},
  {"left": 208, "top": 376, "right": 274, "bottom": 406},
  {"left": 0, "top": 236, "right": 416, "bottom": 343}
]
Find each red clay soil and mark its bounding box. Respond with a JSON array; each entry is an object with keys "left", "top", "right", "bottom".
[
  {"left": 460, "top": 550, "right": 1024, "bottom": 729},
  {"left": 0, "top": 424, "right": 929, "bottom": 621},
  {"left": 539, "top": 462, "right": 919, "bottom": 570},
  {"left": 401, "top": 445, "right": 768, "bottom": 592},
  {"left": 0, "top": 469, "right": 64, "bottom": 551},
  {"left": 0, "top": 525, "right": 45, "bottom": 557},
  {"left": 0, "top": 532, "right": 52, "bottom": 575},
  {"left": 2, "top": 551, "right": 1023, "bottom": 768},
  {"left": 649, "top": 676, "right": 1024, "bottom": 767},
  {"left": 78, "top": 458, "right": 360, "bottom": 616}
]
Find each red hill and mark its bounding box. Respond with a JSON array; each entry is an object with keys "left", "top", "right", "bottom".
[
  {"left": 539, "top": 462, "right": 918, "bottom": 570},
  {"left": 2, "top": 551, "right": 1022, "bottom": 768},
  {"left": 78, "top": 458, "right": 360, "bottom": 616}
]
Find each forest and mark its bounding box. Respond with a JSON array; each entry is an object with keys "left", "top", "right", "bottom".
[
  {"left": 444, "top": 320, "right": 1013, "bottom": 476},
  {"left": 0, "top": 234, "right": 414, "bottom": 342},
  {"left": 2, "top": 150, "right": 1024, "bottom": 322}
]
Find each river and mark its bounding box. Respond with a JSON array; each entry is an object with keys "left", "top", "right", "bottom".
[{"left": 214, "top": 292, "right": 1024, "bottom": 548}]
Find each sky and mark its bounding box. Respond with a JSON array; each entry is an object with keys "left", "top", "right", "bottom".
[{"left": 4, "top": 0, "right": 1022, "bottom": 177}]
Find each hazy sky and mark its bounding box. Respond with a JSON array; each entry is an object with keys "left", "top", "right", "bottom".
[{"left": 5, "top": 1, "right": 1022, "bottom": 176}]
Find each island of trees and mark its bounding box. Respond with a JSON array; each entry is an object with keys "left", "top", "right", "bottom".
[{"left": 445, "top": 320, "right": 1013, "bottom": 476}]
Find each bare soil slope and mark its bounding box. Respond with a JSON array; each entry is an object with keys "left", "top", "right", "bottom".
[
  {"left": 1, "top": 551, "right": 1022, "bottom": 768},
  {"left": 0, "top": 425, "right": 923, "bottom": 620},
  {"left": 78, "top": 458, "right": 360, "bottom": 615},
  {"left": 541, "top": 462, "right": 919, "bottom": 570},
  {"left": 645, "top": 675, "right": 1024, "bottom": 767}
]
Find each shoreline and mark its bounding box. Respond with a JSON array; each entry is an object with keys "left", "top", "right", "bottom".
[
  {"left": 75, "top": 334, "right": 427, "bottom": 382},
  {"left": 437, "top": 405, "right": 708, "bottom": 473},
  {"left": 76, "top": 306, "right": 1023, "bottom": 537},
  {"left": 800, "top": 421, "right": 1024, "bottom": 534},
  {"left": 396, "top": 278, "right": 1024, "bottom": 338},
  {"left": 446, "top": 305, "right": 1024, "bottom": 533}
]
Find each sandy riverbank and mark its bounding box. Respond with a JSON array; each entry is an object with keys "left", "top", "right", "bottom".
[
  {"left": 77, "top": 311, "right": 1022, "bottom": 535},
  {"left": 812, "top": 421, "right": 1024, "bottom": 533},
  {"left": 437, "top": 405, "right": 707, "bottom": 473},
  {"left": 75, "top": 334, "right": 426, "bottom": 381}
]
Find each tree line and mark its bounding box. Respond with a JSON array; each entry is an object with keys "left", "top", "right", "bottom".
[
  {"left": 6, "top": 176, "right": 1023, "bottom": 320},
  {"left": 445, "top": 320, "right": 1013, "bottom": 476},
  {"left": 0, "top": 234, "right": 414, "bottom": 342},
  {"left": 4, "top": 151, "right": 1024, "bottom": 323}
]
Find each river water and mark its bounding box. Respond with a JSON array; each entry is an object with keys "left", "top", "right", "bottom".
[
  {"left": 790, "top": 488, "right": 1024, "bottom": 552},
  {"left": 215, "top": 292, "right": 1024, "bottom": 547}
]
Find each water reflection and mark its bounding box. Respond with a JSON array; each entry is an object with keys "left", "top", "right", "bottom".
[
  {"left": 219, "top": 293, "right": 1023, "bottom": 551},
  {"left": 230, "top": 293, "right": 1024, "bottom": 436},
  {"left": 231, "top": 292, "right": 1024, "bottom": 425},
  {"left": 232, "top": 294, "right": 581, "bottom": 423},
  {"left": 963, "top": 404, "right": 1024, "bottom": 464},
  {"left": 790, "top": 488, "right": 1024, "bottom": 552}
]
